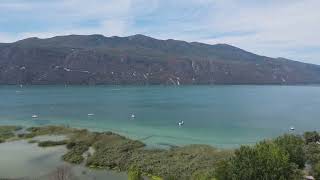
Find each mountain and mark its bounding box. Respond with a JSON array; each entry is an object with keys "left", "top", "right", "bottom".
[{"left": 0, "top": 34, "right": 320, "bottom": 85}]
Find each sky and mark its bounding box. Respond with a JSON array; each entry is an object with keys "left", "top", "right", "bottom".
[{"left": 0, "top": 0, "right": 319, "bottom": 64}]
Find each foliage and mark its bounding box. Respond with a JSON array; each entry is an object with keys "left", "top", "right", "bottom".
[
  {"left": 0, "top": 125, "right": 22, "bottom": 142},
  {"left": 215, "top": 141, "right": 302, "bottom": 180},
  {"left": 214, "top": 160, "right": 232, "bottom": 180},
  {"left": 304, "top": 142, "right": 320, "bottom": 177},
  {"left": 28, "top": 139, "right": 38, "bottom": 143},
  {"left": 191, "top": 169, "right": 216, "bottom": 180},
  {"left": 17, "top": 126, "right": 73, "bottom": 139},
  {"left": 128, "top": 166, "right": 143, "bottom": 180},
  {"left": 4, "top": 125, "right": 318, "bottom": 180},
  {"left": 26, "top": 126, "right": 74, "bottom": 136},
  {"left": 313, "top": 162, "right": 320, "bottom": 179},
  {"left": 62, "top": 141, "right": 89, "bottom": 164},
  {"left": 305, "top": 142, "right": 320, "bottom": 166},
  {"left": 274, "top": 134, "right": 306, "bottom": 168},
  {"left": 304, "top": 131, "right": 320, "bottom": 144},
  {"left": 86, "top": 134, "right": 145, "bottom": 170},
  {"left": 38, "top": 140, "right": 68, "bottom": 147},
  {"left": 127, "top": 145, "right": 232, "bottom": 179}
]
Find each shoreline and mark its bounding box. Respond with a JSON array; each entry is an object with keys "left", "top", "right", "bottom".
[
  {"left": 0, "top": 125, "right": 233, "bottom": 179},
  {"left": 1, "top": 125, "right": 320, "bottom": 179}
]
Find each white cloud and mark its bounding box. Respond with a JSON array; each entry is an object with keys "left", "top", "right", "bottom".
[
  {"left": 0, "top": 0, "right": 319, "bottom": 64},
  {"left": 199, "top": 0, "right": 320, "bottom": 63}
]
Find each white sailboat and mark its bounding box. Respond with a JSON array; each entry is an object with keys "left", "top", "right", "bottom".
[{"left": 32, "top": 115, "right": 38, "bottom": 118}]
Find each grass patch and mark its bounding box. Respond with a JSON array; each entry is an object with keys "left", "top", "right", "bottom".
[
  {"left": 0, "top": 125, "right": 22, "bottom": 142},
  {"left": 0, "top": 125, "right": 233, "bottom": 179},
  {"left": 18, "top": 126, "right": 74, "bottom": 139},
  {"left": 28, "top": 139, "right": 38, "bottom": 144},
  {"left": 26, "top": 126, "right": 74, "bottom": 136},
  {"left": 38, "top": 140, "right": 68, "bottom": 147},
  {"left": 62, "top": 141, "right": 89, "bottom": 164}
]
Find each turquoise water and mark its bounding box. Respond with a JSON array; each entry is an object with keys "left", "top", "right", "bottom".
[{"left": 1, "top": 85, "right": 320, "bottom": 148}]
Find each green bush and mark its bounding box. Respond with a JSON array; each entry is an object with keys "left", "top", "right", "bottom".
[
  {"left": 215, "top": 141, "right": 302, "bottom": 180},
  {"left": 313, "top": 162, "right": 320, "bottom": 179},
  {"left": 304, "top": 131, "right": 320, "bottom": 144},
  {"left": 28, "top": 139, "right": 38, "bottom": 143},
  {"left": 305, "top": 142, "right": 320, "bottom": 166},
  {"left": 215, "top": 160, "right": 232, "bottom": 180},
  {"left": 191, "top": 169, "right": 215, "bottom": 180},
  {"left": 274, "top": 134, "right": 306, "bottom": 168},
  {"left": 38, "top": 140, "right": 68, "bottom": 147},
  {"left": 62, "top": 142, "right": 89, "bottom": 164},
  {"left": 128, "top": 166, "right": 143, "bottom": 180},
  {"left": 0, "top": 125, "right": 21, "bottom": 140}
]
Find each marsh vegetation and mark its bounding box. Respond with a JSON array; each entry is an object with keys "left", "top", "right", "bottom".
[{"left": 2, "top": 125, "right": 320, "bottom": 180}]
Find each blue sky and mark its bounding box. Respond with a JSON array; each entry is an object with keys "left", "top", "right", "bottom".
[{"left": 0, "top": 0, "right": 319, "bottom": 64}]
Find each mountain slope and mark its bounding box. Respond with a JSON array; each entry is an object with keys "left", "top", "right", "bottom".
[{"left": 0, "top": 34, "right": 319, "bottom": 85}]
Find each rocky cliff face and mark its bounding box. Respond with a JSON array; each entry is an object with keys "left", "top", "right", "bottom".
[{"left": 0, "top": 34, "right": 319, "bottom": 85}]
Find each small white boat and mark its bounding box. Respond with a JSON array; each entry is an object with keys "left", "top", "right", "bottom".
[
  {"left": 131, "top": 114, "right": 136, "bottom": 119},
  {"left": 290, "top": 126, "right": 295, "bottom": 131},
  {"left": 178, "top": 120, "right": 184, "bottom": 127},
  {"left": 32, "top": 115, "right": 38, "bottom": 118},
  {"left": 87, "top": 113, "right": 94, "bottom": 116}
]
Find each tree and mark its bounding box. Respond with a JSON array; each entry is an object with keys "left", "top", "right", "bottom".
[
  {"left": 274, "top": 134, "right": 306, "bottom": 168},
  {"left": 215, "top": 141, "right": 302, "bottom": 180}
]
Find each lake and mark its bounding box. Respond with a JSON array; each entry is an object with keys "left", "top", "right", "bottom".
[{"left": 0, "top": 85, "right": 320, "bottom": 148}]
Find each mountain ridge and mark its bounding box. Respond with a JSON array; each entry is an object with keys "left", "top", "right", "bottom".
[{"left": 0, "top": 34, "right": 319, "bottom": 85}]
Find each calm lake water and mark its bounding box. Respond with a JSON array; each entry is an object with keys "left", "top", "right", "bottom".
[
  {"left": 1, "top": 85, "right": 320, "bottom": 148},
  {"left": 0, "top": 138, "right": 127, "bottom": 179}
]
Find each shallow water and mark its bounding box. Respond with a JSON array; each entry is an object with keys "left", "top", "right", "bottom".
[
  {"left": 1, "top": 85, "right": 320, "bottom": 148},
  {"left": 0, "top": 140, "right": 127, "bottom": 179}
]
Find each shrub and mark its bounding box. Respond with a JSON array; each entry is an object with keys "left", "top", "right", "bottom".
[
  {"left": 28, "top": 139, "right": 38, "bottom": 143},
  {"left": 274, "top": 134, "right": 306, "bottom": 168},
  {"left": 62, "top": 142, "right": 89, "bottom": 164},
  {"left": 215, "top": 160, "right": 232, "bottom": 180},
  {"left": 128, "top": 166, "right": 143, "bottom": 180},
  {"left": 191, "top": 169, "right": 215, "bottom": 180},
  {"left": 305, "top": 142, "right": 320, "bottom": 166},
  {"left": 215, "top": 141, "right": 302, "bottom": 180},
  {"left": 313, "top": 162, "right": 320, "bottom": 179},
  {"left": 38, "top": 140, "right": 68, "bottom": 147},
  {"left": 0, "top": 125, "right": 21, "bottom": 140},
  {"left": 304, "top": 131, "right": 320, "bottom": 144}
]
